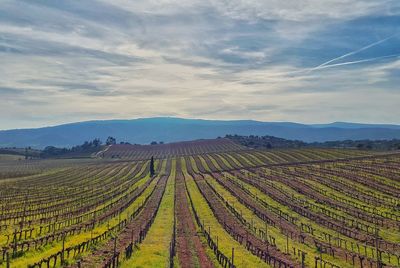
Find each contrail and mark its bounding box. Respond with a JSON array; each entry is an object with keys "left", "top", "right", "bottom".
[
  {"left": 277, "top": 53, "right": 400, "bottom": 78},
  {"left": 309, "top": 53, "right": 400, "bottom": 71},
  {"left": 262, "top": 34, "right": 399, "bottom": 78},
  {"left": 311, "top": 33, "right": 398, "bottom": 71}
]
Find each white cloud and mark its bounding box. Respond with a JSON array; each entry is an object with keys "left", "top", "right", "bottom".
[
  {"left": 102, "top": 0, "right": 398, "bottom": 21},
  {"left": 0, "top": 0, "right": 399, "bottom": 129},
  {"left": 211, "top": 0, "right": 397, "bottom": 21}
]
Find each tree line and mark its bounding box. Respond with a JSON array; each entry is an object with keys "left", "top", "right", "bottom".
[
  {"left": 226, "top": 134, "right": 400, "bottom": 151},
  {"left": 40, "top": 136, "right": 121, "bottom": 157}
]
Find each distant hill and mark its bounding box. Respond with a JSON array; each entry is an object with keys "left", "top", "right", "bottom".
[
  {"left": 311, "top": 122, "right": 400, "bottom": 129},
  {"left": 226, "top": 134, "right": 400, "bottom": 151},
  {"left": 1, "top": 117, "right": 400, "bottom": 149}
]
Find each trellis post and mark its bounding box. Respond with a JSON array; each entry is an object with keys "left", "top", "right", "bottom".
[{"left": 231, "top": 247, "right": 234, "bottom": 266}]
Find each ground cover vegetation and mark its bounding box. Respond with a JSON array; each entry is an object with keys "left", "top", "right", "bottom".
[{"left": 0, "top": 139, "right": 399, "bottom": 267}]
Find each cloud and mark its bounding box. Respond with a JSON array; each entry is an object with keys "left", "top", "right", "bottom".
[
  {"left": 311, "top": 34, "right": 399, "bottom": 70},
  {"left": 0, "top": 0, "right": 399, "bottom": 129}
]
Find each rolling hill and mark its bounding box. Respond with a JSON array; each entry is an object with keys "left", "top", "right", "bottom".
[{"left": 1, "top": 117, "right": 400, "bottom": 148}]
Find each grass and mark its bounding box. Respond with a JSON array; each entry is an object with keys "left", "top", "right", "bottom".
[
  {"left": 185, "top": 172, "right": 269, "bottom": 268},
  {"left": 8, "top": 167, "right": 156, "bottom": 268},
  {"left": 180, "top": 157, "right": 219, "bottom": 267},
  {"left": 242, "top": 152, "right": 265, "bottom": 165},
  {"left": 227, "top": 171, "right": 396, "bottom": 265},
  {"left": 2, "top": 150, "right": 398, "bottom": 268},
  {"left": 214, "top": 154, "right": 234, "bottom": 169},
  {"left": 188, "top": 156, "right": 200, "bottom": 173},
  {"left": 0, "top": 154, "right": 25, "bottom": 160},
  {"left": 197, "top": 156, "right": 212, "bottom": 172},
  {"left": 223, "top": 153, "right": 243, "bottom": 168},
  {"left": 205, "top": 174, "right": 353, "bottom": 268},
  {"left": 206, "top": 155, "right": 222, "bottom": 170},
  {"left": 121, "top": 159, "right": 176, "bottom": 267}
]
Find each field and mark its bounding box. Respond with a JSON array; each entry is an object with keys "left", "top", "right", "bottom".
[
  {"left": 0, "top": 155, "right": 25, "bottom": 161},
  {"left": 99, "top": 139, "right": 245, "bottom": 160},
  {"left": 0, "top": 139, "right": 399, "bottom": 268}
]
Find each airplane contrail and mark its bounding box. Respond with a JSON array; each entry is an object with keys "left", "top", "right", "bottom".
[
  {"left": 311, "top": 33, "right": 398, "bottom": 71},
  {"left": 309, "top": 53, "right": 400, "bottom": 71},
  {"left": 263, "top": 37, "right": 400, "bottom": 78},
  {"left": 276, "top": 53, "right": 400, "bottom": 78}
]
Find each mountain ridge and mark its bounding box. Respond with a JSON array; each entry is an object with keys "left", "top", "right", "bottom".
[{"left": 1, "top": 117, "right": 400, "bottom": 148}]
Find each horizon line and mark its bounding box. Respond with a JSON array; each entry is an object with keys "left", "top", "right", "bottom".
[{"left": 1, "top": 116, "right": 400, "bottom": 131}]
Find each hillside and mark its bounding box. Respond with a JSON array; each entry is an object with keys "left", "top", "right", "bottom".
[
  {"left": 226, "top": 134, "right": 400, "bottom": 151},
  {"left": 1, "top": 117, "right": 400, "bottom": 148},
  {"left": 101, "top": 138, "right": 245, "bottom": 160}
]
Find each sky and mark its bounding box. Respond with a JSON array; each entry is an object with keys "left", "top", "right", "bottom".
[{"left": 0, "top": 0, "right": 400, "bottom": 130}]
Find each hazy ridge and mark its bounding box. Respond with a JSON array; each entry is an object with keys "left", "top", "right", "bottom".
[{"left": 1, "top": 117, "right": 400, "bottom": 148}]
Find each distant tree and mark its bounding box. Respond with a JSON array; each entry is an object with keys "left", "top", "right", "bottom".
[
  {"left": 159, "top": 141, "right": 164, "bottom": 144},
  {"left": 40, "top": 138, "right": 105, "bottom": 158},
  {"left": 82, "top": 141, "right": 90, "bottom": 148},
  {"left": 106, "top": 136, "right": 116, "bottom": 145},
  {"left": 41, "top": 146, "right": 69, "bottom": 157},
  {"left": 150, "top": 141, "right": 158, "bottom": 145},
  {"left": 92, "top": 138, "right": 102, "bottom": 147},
  {"left": 150, "top": 156, "right": 155, "bottom": 177},
  {"left": 266, "top": 142, "right": 272, "bottom": 149}
]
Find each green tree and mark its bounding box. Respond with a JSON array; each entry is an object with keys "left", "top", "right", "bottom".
[
  {"left": 92, "top": 138, "right": 102, "bottom": 147},
  {"left": 106, "top": 136, "right": 116, "bottom": 145},
  {"left": 150, "top": 156, "right": 155, "bottom": 177}
]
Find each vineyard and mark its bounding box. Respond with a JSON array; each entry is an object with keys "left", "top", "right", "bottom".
[
  {"left": 0, "top": 139, "right": 399, "bottom": 268},
  {"left": 99, "top": 139, "right": 245, "bottom": 160}
]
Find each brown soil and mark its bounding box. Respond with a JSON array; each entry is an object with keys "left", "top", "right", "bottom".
[{"left": 176, "top": 169, "right": 214, "bottom": 268}]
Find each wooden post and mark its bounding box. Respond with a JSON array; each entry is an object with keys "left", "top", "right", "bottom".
[
  {"left": 232, "top": 247, "right": 234, "bottom": 266},
  {"left": 375, "top": 226, "right": 381, "bottom": 268},
  {"left": 61, "top": 233, "right": 66, "bottom": 265},
  {"left": 6, "top": 252, "right": 10, "bottom": 268},
  {"left": 301, "top": 252, "right": 306, "bottom": 268},
  {"left": 114, "top": 237, "right": 117, "bottom": 257},
  {"left": 12, "top": 231, "right": 17, "bottom": 257},
  {"left": 286, "top": 232, "right": 289, "bottom": 254}
]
